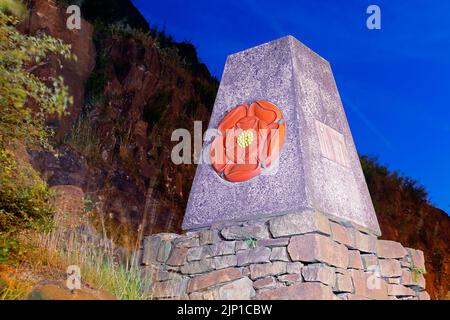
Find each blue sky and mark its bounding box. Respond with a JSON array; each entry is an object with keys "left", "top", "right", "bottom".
[{"left": 133, "top": 0, "right": 450, "bottom": 212}]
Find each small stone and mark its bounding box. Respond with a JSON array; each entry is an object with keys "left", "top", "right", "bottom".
[
  {"left": 387, "top": 284, "right": 416, "bottom": 297},
  {"left": 287, "top": 233, "right": 349, "bottom": 269},
  {"left": 257, "top": 238, "right": 290, "bottom": 247},
  {"left": 142, "top": 235, "right": 161, "bottom": 265},
  {"left": 199, "top": 229, "right": 221, "bottom": 245},
  {"left": 214, "top": 255, "right": 238, "bottom": 269},
  {"left": 286, "top": 262, "right": 303, "bottom": 274},
  {"left": 406, "top": 248, "right": 426, "bottom": 271},
  {"left": 254, "top": 282, "right": 334, "bottom": 300},
  {"left": 216, "top": 277, "right": 255, "bottom": 300},
  {"left": 277, "top": 273, "right": 302, "bottom": 285},
  {"left": 187, "top": 246, "right": 207, "bottom": 261},
  {"left": 166, "top": 247, "right": 188, "bottom": 266},
  {"left": 221, "top": 225, "right": 266, "bottom": 240},
  {"left": 348, "top": 250, "right": 364, "bottom": 269},
  {"left": 270, "top": 247, "right": 290, "bottom": 262},
  {"left": 210, "top": 241, "right": 236, "bottom": 256},
  {"left": 181, "top": 259, "right": 215, "bottom": 275},
  {"left": 301, "top": 264, "right": 336, "bottom": 286},
  {"left": 330, "top": 222, "right": 352, "bottom": 247},
  {"left": 250, "top": 262, "right": 287, "bottom": 280},
  {"left": 376, "top": 240, "right": 407, "bottom": 259},
  {"left": 346, "top": 228, "right": 377, "bottom": 253},
  {"left": 361, "top": 254, "right": 378, "bottom": 270},
  {"left": 151, "top": 279, "right": 188, "bottom": 299},
  {"left": 253, "top": 276, "right": 277, "bottom": 290},
  {"left": 236, "top": 247, "right": 271, "bottom": 266},
  {"left": 187, "top": 267, "right": 242, "bottom": 293},
  {"left": 269, "top": 210, "right": 331, "bottom": 238},
  {"left": 379, "top": 259, "right": 402, "bottom": 277},
  {"left": 401, "top": 268, "right": 426, "bottom": 289},
  {"left": 157, "top": 240, "right": 172, "bottom": 263},
  {"left": 173, "top": 235, "right": 199, "bottom": 248},
  {"left": 333, "top": 273, "right": 354, "bottom": 293},
  {"left": 154, "top": 270, "right": 183, "bottom": 282}
]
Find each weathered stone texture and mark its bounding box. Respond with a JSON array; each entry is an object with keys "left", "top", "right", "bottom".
[
  {"left": 288, "top": 233, "right": 349, "bottom": 268},
  {"left": 250, "top": 262, "right": 287, "bottom": 280},
  {"left": 269, "top": 211, "right": 331, "bottom": 238},
  {"left": 237, "top": 247, "right": 271, "bottom": 266},
  {"left": 301, "top": 264, "right": 336, "bottom": 286},
  {"left": 187, "top": 267, "right": 242, "bottom": 293},
  {"left": 376, "top": 240, "right": 407, "bottom": 259}
]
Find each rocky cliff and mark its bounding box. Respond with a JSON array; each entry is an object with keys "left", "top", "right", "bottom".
[{"left": 20, "top": 0, "right": 449, "bottom": 299}]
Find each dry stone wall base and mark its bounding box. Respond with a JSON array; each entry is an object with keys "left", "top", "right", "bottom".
[{"left": 140, "top": 212, "right": 430, "bottom": 300}]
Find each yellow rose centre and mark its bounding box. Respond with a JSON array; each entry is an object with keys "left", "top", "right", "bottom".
[{"left": 237, "top": 130, "right": 254, "bottom": 148}]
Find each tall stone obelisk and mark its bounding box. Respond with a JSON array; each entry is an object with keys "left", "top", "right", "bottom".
[{"left": 182, "top": 35, "right": 381, "bottom": 236}]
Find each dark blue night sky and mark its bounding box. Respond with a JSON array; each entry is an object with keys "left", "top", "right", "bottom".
[{"left": 133, "top": 0, "right": 450, "bottom": 212}]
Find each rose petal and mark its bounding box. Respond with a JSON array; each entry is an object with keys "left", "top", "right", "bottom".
[
  {"left": 224, "top": 163, "right": 262, "bottom": 182},
  {"left": 218, "top": 105, "right": 247, "bottom": 135}
]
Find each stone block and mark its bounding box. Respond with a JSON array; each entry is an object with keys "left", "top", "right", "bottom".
[
  {"left": 349, "top": 269, "right": 388, "bottom": 300},
  {"left": 253, "top": 276, "right": 277, "bottom": 290},
  {"left": 376, "top": 240, "right": 407, "bottom": 259},
  {"left": 166, "top": 247, "right": 188, "bottom": 266},
  {"left": 287, "top": 233, "right": 349, "bottom": 269},
  {"left": 387, "top": 284, "right": 416, "bottom": 297},
  {"left": 142, "top": 235, "right": 161, "bottom": 265},
  {"left": 269, "top": 211, "right": 331, "bottom": 238},
  {"left": 173, "top": 235, "right": 199, "bottom": 248},
  {"left": 210, "top": 241, "right": 236, "bottom": 256},
  {"left": 270, "top": 247, "right": 290, "bottom": 262},
  {"left": 348, "top": 250, "right": 364, "bottom": 269},
  {"left": 401, "top": 268, "right": 426, "bottom": 289},
  {"left": 277, "top": 273, "right": 302, "bottom": 285},
  {"left": 198, "top": 229, "right": 221, "bottom": 245},
  {"left": 346, "top": 228, "right": 377, "bottom": 253},
  {"left": 187, "top": 246, "right": 211, "bottom": 261},
  {"left": 257, "top": 238, "right": 290, "bottom": 247},
  {"left": 286, "top": 262, "right": 304, "bottom": 274},
  {"left": 255, "top": 282, "right": 334, "bottom": 300},
  {"left": 330, "top": 221, "right": 352, "bottom": 247},
  {"left": 187, "top": 267, "right": 242, "bottom": 293},
  {"left": 214, "top": 255, "right": 238, "bottom": 269},
  {"left": 157, "top": 240, "right": 172, "bottom": 263},
  {"left": 236, "top": 247, "right": 271, "bottom": 266},
  {"left": 379, "top": 259, "right": 402, "bottom": 277},
  {"left": 333, "top": 273, "right": 354, "bottom": 293},
  {"left": 301, "top": 264, "right": 336, "bottom": 286},
  {"left": 221, "top": 225, "right": 267, "bottom": 240},
  {"left": 181, "top": 259, "right": 215, "bottom": 275},
  {"left": 250, "top": 262, "right": 287, "bottom": 280},
  {"left": 361, "top": 254, "right": 378, "bottom": 270},
  {"left": 216, "top": 277, "right": 255, "bottom": 300},
  {"left": 151, "top": 279, "right": 188, "bottom": 299},
  {"left": 406, "top": 248, "right": 426, "bottom": 270}
]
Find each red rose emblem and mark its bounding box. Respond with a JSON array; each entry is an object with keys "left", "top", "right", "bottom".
[{"left": 210, "top": 100, "right": 286, "bottom": 182}]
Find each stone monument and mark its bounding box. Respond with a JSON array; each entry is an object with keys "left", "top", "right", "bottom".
[
  {"left": 183, "top": 35, "right": 380, "bottom": 236},
  {"left": 139, "top": 36, "right": 429, "bottom": 300}
]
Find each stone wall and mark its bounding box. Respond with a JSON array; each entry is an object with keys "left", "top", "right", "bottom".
[{"left": 138, "top": 211, "right": 430, "bottom": 300}]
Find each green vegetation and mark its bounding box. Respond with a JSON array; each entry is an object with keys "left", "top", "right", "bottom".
[
  {"left": 244, "top": 237, "right": 257, "bottom": 249},
  {"left": 0, "top": 9, "right": 75, "bottom": 264}
]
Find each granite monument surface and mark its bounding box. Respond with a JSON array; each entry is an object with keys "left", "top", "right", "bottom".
[{"left": 182, "top": 35, "right": 381, "bottom": 236}]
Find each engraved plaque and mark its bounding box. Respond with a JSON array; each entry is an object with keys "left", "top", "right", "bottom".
[{"left": 315, "top": 120, "right": 349, "bottom": 167}]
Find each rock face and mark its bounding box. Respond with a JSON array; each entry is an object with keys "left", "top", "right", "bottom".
[
  {"left": 24, "top": 0, "right": 219, "bottom": 238},
  {"left": 140, "top": 213, "right": 430, "bottom": 300}
]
